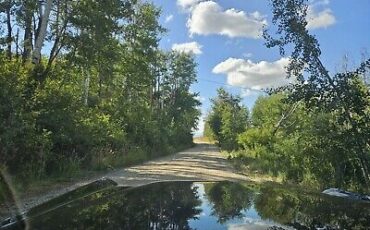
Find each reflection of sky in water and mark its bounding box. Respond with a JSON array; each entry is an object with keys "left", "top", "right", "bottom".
[
  {"left": 189, "top": 183, "right": 225, "bottom": 230},
  {"left": 189, "top": 183, "right": 290, "bottom": 230}
]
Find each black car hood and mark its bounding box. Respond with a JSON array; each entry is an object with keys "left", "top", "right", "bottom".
[{"left": 1, "top": 179, "right": 370, "bottom": 230}]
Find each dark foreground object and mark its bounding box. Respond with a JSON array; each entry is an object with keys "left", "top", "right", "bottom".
[{"left": 1, "top": 180, "right": 369, "bottom": 230}]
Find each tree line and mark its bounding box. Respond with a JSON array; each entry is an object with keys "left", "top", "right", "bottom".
[
  {"left": 0, "top": 0, "right": 200, "bottom": 181},
  {"left": 205, "top": 0, "right": 370, "bottom": 191}
]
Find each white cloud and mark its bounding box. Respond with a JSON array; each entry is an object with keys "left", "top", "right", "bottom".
[
  {"left": 195, "top": 95, "right": 206, "bottom": 102},
  {"left": 306, "top": 3, "right": 336, "bottom": 29},
  {"left": 165, "top": 14, "right": 174, "bottom": 23},
  {"left": 177, "top": 0, "right": 204, "bottom": 11},
  {"left": 187, "top": 1, "right": 267, "bottom": 39},
  {"left": 172, "top": 42, "right": 203, "bottom": 55},
  {"left": 228, "top": 217, "right": 288, "bottom": 230},
  {"left": 241, "top": 89, "right": 261, "bottom": 97},
  {"left": 213, "top": 57, "right": 291, "bottom": 90}
]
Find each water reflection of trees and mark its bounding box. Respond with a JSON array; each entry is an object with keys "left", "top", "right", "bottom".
[
  {"left": 254, "top": 184, "right": 370, "bottom": 229},
  {"left": 25, "top": 182, "right": 202, "bottom": 230},
  {"left": 6, "top": 181, "right": 370, "bottom": 230},
  {"left": 204, "top": 181, "right": 370, "bottom": 229},
  {"left": 204, "top": 181, "right": 254, "bottom": 223}
]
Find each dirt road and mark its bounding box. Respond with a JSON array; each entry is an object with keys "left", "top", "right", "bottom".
[
  {"left": 106, "top": 143, "right": 248, "bottom": 186},
  {"left": 2, "top": 143, "right": 250, "bottom": 219}
]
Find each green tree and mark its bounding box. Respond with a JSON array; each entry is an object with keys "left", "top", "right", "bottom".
[
  {"left": 264, "top": 0, "right": 370, "bottom": 188},
  {"left": 206, "top": 88, "right": 249, "bottom": 151},
  {"left": 0, "top": 0, "right": 201, "bottom": 184},
  {"left": 205, "top": 181, "right": 254, "bottom": 223}
]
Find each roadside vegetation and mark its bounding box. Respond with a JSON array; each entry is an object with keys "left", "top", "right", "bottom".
[
  {"left": 205, "top": 0, "right": 370, "bottom": 192},
  {"left": 0, "top": 0, "right": 200, "bottom": 190}
]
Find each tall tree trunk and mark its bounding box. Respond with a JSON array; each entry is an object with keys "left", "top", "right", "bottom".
[
  {"left": 15, "top": 28, "right": 19, "bottom": 58},
  {"left": 84, "top": 68, "right": 91, "bottom": 106},
  {"left": 34, "top": 0, "right": 43, "bottom": 40},
  {"left": 5, "top": 3, "right": 12, "bottom": 59},
  {"left": 22, "top": 2, "right": 33, "bottom": 62},
  {"left": 45, "top": 0, "right": 67, "bottom": 74},
  {"left": 32, "top": 0, "right": 53, "bottom": 64},
  {"left": 358, "top": 152, "right": 370, "bottom": 186}
]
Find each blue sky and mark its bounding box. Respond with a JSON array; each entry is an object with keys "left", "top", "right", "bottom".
[{"left": 150, "top": 0, "right": 370, "bottom": 135}]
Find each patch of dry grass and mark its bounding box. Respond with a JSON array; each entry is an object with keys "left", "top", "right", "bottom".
[{"left": 223, "top": 152, "right": 283, "bottom": 184}]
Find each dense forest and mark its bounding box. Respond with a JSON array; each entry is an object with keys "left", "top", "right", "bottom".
[
  {"left": 0, "top": 0, "right": 200, "bottom": 182},
  {"left": 205, "top": 0, "right": 370, "bottom": 191},
  {"left": 1, "top": 0, "right": 370, "bottom": 195}
]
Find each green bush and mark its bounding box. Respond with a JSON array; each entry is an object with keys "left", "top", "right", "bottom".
[
  {"left": 90, "top": 146, "right": 149, "bottom": 170},
  {"left": 0, "top": 1, "right": 200, "bottom": 185}
]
